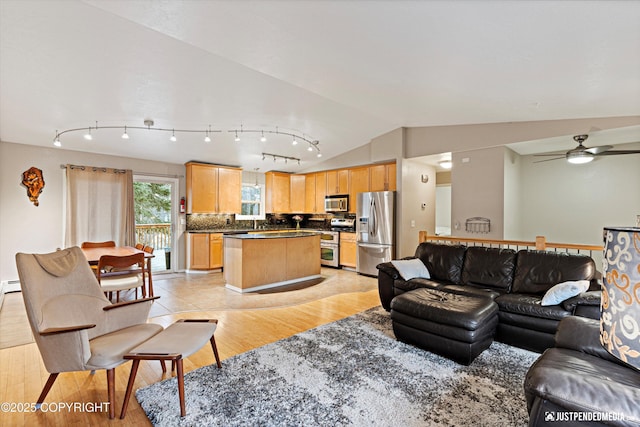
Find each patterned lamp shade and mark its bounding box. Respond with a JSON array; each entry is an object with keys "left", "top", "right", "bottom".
[{"left": 600, "top": 227, "right": 640, "bottom": 370}]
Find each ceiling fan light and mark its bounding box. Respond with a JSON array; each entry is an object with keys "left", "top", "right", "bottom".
[
  {"left": 567, "top": 151, "right": 594, "bottom": 164},
  {"left": 439, "top": 160, "right": 452, "bottom": 169}
]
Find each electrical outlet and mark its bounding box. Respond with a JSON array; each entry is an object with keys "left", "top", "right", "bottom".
[{"left": 410, "top": 220, "right": 415, "bottom": 228}]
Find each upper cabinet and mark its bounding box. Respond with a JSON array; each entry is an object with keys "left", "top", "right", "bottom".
[
  {"left": 370, "top": 163, "right": 396, "bottom": 192},
  {"left": 315, "top": 172, "right": 327, "bottom": 214},
  {"left": 186, "top": 162, "right": 241, "bottom": 214},
  {"left": 348, "top": 167, "right": 370, "bottom": 213},
  {"left": 265, "top": 171, "right": 291, "bottom": 213},
  {"left": 326, "top": 169, "right": 349, "bottom": 195},
  {"left": 304, "top": 173, "right": 317, "bottom": 213},
  {"left": 289, "top": 174, "right": 306, "bottom": 213}
]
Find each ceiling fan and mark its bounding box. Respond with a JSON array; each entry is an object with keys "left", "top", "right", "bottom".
[{"left": 534, "top": 134, "right": 640, "bottom": 164}]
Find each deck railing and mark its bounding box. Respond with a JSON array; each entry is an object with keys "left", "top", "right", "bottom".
[
  {"left": 135, "top": 223, "right": 171, "bottom": 250},
  {"left": 418, "top": 231, "right": 603, "bottom": 258}
]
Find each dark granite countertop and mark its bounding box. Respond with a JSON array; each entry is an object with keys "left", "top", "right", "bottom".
[
  {"left": 223, "top": 230, "right": 321, "bottom": 239},
  {"left": 187, "top": 228, "right": 320, "bottom": 234}
]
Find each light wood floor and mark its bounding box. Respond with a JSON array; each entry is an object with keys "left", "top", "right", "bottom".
[{"left": 0, "top": 268, "right": 381, "bottom": 426}]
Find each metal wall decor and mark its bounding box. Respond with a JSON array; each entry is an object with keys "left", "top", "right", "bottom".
[
  {"left": 465, "top": 217, "right": 491, "bottom": 233},
  {"left": 21, "top": 166, "right": 45, "bottom": 206}
]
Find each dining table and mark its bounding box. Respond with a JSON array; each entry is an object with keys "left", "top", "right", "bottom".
[{"left": 81, "top": 246, "right": 155, "bottom": 297}]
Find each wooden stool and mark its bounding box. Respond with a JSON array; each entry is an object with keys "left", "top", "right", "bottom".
[{"left": 120, "top": 319, "right": 222, "bottom": 418}]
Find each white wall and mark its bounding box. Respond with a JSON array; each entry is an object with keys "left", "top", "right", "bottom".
[
  {"left": 503, "top": 147, "right": 521, "bottom": 239},
  {"left": 451, "top": 146, "right": 506, "bottom": 239},
  {"left": 0, "top": 141, "right": 185, "bottom": 283},
  {"left": 399, "top": 159, "right": 436, "bottom": 257},
  {"left": 518, "top": 144, "right": 640, "bottom": 246},
  {"left": 435, "top": 185, "right": 451, "bottom": 235}
]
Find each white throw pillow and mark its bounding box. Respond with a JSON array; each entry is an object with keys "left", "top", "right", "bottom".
[
  {"left": 391, "top": 259, "right": 430, "bottom": 280},
  {"left": 540, "top": 280, "right": 590, "bottom": 306}
]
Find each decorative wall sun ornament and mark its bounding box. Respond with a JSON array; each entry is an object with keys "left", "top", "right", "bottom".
[{"left": 21, "top": 166, "right": 45, "bottom": 206}]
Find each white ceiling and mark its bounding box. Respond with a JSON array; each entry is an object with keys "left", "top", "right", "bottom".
[{"left": 1, "top": 0, "right": 639, "bottom": 172}]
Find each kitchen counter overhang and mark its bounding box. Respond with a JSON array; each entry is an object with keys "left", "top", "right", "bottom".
[{"left": 223, "top": 231, "right": 321, "bottom": 293}]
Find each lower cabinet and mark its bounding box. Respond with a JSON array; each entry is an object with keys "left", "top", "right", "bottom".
[
  {"left": 188, "top": 233, "right": 224, "bottom": 270},
  {"left": 339, "top": 232, "right": 357, "bottom": 268}
]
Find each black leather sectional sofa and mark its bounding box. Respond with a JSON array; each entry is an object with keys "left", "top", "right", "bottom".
[{"left": 377, "top": 242, "right": 600, "bottom": 354}]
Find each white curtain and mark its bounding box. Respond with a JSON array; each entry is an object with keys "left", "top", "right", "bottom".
[{"left": 64, "top": 166, "right": 135, "bottom": 247}]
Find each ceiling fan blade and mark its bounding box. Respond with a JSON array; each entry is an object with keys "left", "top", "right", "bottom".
[
  {"left": 534, "top": 153, "right": 565, "bottom": 157},
  {"left": 585, "top": 145, "right": 613, "bottom": 155},
  {"left": 595, "top": 150, "right": 640, "bottom": 156},
  {"left": 534, "top": 156, "right": 565, "bottom": 163}
]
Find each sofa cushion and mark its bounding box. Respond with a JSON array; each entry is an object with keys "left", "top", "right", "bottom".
[
  {"left": 391, "top": 258, "right": 430, "bottom": 280},
  {"left": 461, "top": 246, "right": 516, "bottom": 291},
  {"left": 495, "top": 293, "right": 571, "bottom": 321},
  {"left": 395, "top": 277, "right": 442, "bottom": 292},
  {"left": 512, "top": 250, "right": 596, "bottom": 295},
  {"left": 414, "top": 242, "right": 466, "bottom": 284},
  {"left": 439, "top": 284, "right": 501, "bottom": 300},
  {"left": 540, "top": 280, "right": 590, "bottom": 306}
]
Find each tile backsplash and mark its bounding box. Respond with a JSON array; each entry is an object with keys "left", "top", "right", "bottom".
[{"left": 186, "top": 213, "right": 332, "bottom": 231}]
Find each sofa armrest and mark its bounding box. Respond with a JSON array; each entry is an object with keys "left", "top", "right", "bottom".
[
  {"left": 561, "top": 290, "right": 601, "bottom": 312},
  {"left": 376, "top": 262, "right": 400, "bottom": 280},
  {"left": 555, "top": 316, "right": 621, "bottom": 364}
]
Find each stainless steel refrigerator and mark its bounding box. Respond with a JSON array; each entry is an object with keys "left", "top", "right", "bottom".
[{"left": 356, "top": 191, "right": 395, "bottom": 276}]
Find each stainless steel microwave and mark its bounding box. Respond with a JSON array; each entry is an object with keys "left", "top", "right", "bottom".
[{"left": 324, "top": 195, "right": 349, "bottom": 212}]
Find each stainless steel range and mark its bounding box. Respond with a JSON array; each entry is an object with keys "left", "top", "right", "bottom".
[{"left": 319, "top": 218, "right": 355, "bottom": 268}]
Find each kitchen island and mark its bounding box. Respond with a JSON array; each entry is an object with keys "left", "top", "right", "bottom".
[{"left": 223, "top": 231, "right": 321, "bottom": 293}]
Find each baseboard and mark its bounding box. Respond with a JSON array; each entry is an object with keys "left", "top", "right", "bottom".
[{"left": 1, "top": 280, "right": 21, "bottom": 293}]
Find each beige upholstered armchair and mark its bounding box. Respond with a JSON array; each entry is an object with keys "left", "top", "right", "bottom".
[{"left": 15, "top": 246, "right": 163, "bottom": 419}]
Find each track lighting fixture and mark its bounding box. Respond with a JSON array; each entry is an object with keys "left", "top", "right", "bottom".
[
  {"left": 52, "top": 120, "right": 322, "bottom": 158},
  {"left": 262, "top": 152, "right": 301, "bottom": 164}
]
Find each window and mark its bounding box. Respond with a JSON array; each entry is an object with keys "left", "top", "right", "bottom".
[{"left": 236, "top": 184, "right": 265, "bottom": 220}]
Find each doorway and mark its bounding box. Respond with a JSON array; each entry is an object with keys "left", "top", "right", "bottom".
[{"left": 133, "top": 175, "right": 178, "bottom": 273}]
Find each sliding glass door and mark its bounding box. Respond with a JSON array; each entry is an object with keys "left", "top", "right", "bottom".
[{"left": 133, "top": 175, "right": 178, "bottom": 273}]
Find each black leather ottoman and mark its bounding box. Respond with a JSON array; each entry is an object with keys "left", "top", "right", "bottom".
[{"left": 390, "top": 288, "right": 499, "bottom": 365}]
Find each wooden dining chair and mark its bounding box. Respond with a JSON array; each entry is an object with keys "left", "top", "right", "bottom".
[
  {"left": 81, "top": 241, "right": 116, "bottom": 249},
  {"left": 97, "top": 253, "right": 146, "bottom": 302},
  {"left": 81, "top": 241, "right": 117, "bottom": 273},
  {"left": 143, "top": 245, "right": 154, "bottom": 254},
  {"left": 135, "top": 243, "right": 144, "bottom": 250}
]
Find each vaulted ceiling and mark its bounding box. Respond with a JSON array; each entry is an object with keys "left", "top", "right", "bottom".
[{"left": 1, "top": 0, "right": 639, "bottom": 172}]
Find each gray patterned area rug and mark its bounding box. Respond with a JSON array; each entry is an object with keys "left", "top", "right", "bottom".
[{"left": 136, "top": 307, "right": 539, "bottom": 426}]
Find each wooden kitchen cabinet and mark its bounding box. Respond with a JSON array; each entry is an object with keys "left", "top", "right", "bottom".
[
  {"left": 315, "top": 171, "right": 327, "bottom": 214},
  {"left": 326, "top": 169, "right": 349, "bottom": 195},
  {"left": 339, "top": 232, "right": 357, "bottom": 268},
  {"left": 189, "top": 233, "right": 211, "bottom": 269},
  {"left": 304, "top": 173, "right": 316, "bottom": 213},
  {"left": 370, "top": 163, "right": 396, "bottom": 192},
  {"left": 209, "top": 233, "right": 224, "bottom": 269},
  {"left": 265, "top": 171, "right": 291, "bottom": 213},
  {"left": 188, "top": 232, "right": 224, "bottom": 270},
  {"left": 186, "top": 162, "right": 241, "bottom": 214},
  {"left": 348, "top": 166, "right": 370, "bottom": 213},
  {"left": 289, "top": 174, "right": 306, "bottom": 213}
]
